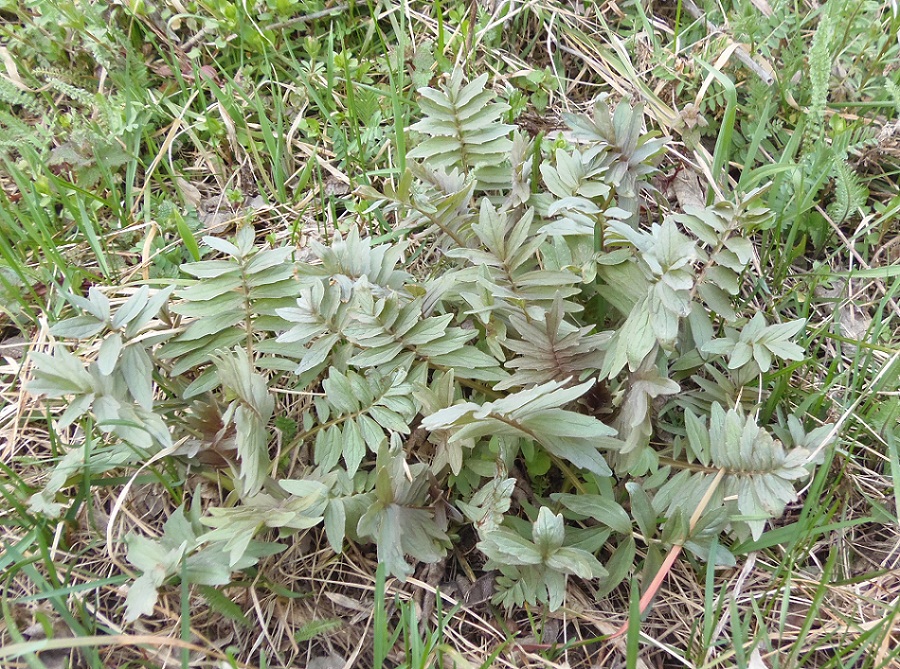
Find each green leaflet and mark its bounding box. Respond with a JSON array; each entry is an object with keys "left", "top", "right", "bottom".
[
  {"left": 496, "top": 296, "right": 611, "bottom": 390},
  {"left": 702, "top": 313, "right": 806, "bottom": 373},
  {"left": 124, "top": 503, "right": 284, "bottom": 622}
]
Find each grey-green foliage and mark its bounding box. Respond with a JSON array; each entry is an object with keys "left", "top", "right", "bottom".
[
  {"left": 26, "top": 285, "right": 174, "bottom": 517},
  {"left": 422, "top": 379, "right": 620, "bottom": 478},
  {"left": 31, "top": 286, "right": 174, "bottom": 450},
  {"left": 702, "top": 312, "right": 806, "bottom": 374},
  {"left": 654, "top": 404, "right": 817, "bottom": 542},
  {"left": 356, "top": 443, "right": 451, "bottom": 581},
  {"left": 496, "top": 296, "right": 611, "bottom": 390},
  {"left": 562, "top": 97, "right": 668, "bottom": 225},
  {"left": 407, "top": 69, "right": 515, "bottom": 190},
  {"left": 158, "top": 226, "right": 300, "bottom": 396},
  {"left": 209, "top": 348, "right": 275, "bottom": 496},
  {"left": 309, "top": 367, "right": 417, "bottom": 475},
  {"left": 26, "top": 68, "right": 835, "bottom": 619},
  {"left": 443, "top": 201, "right": 584, "bottom": 326},
  {"left": 123, "top": 502, "right": 282, "bottom": 622},
  {"left": 479, "top": 506, "right": 607, "bottom": 610}
]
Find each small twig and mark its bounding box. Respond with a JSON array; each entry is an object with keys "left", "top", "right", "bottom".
[
  {"left": 267, "top": 1, "right": 368, "bottom": 32},
  {"left": 181, "top": 27, "right": 211, "bottom": 52}
]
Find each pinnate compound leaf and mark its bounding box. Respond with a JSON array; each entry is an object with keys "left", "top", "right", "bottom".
[
  {"left": 615, "top": 359, "right": 681, "bottom": 454},
  {"left": 201, "top": 491, "right": 325, "bottom": 566},
  {"left": 408, "top": 68, "right": 513, "bottom": 185},
  {"left": 123, "top": 504, "right": 220, "bottom": 622},
  {"left": 423, "top": 380, "right": 620, "bottom": 477},
  {"left": 498, "top": 296, "right": 611, "bottom": 390},
  {"left": 654, "top": 404, "right": 814, "bottom": 541},
  {"left": 211, "top": 348, "right": 275, "bottom": 496},
  {"left": 27, "top": 69, "right": 819, "bottom": 629},
  {"left": 356, "top": 451, "right": 449, "bottom": 580},
  {"left": 457, "top": 477, "right": 515, "bottom": 534},
  {"left": 480, "top": 507, "right": 607, "bottom": 611}
]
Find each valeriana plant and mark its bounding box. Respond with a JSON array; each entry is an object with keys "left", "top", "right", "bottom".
[{"left": 26, "top": 68, "right": 833, "bottom": 619}]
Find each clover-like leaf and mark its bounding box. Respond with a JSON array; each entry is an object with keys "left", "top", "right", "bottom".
[
  {"left": 479, "top": 507, "right": 607, "bottom": 611},
  {"left": 702, "top": 314, "right": 806, "bottom": 373}
]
